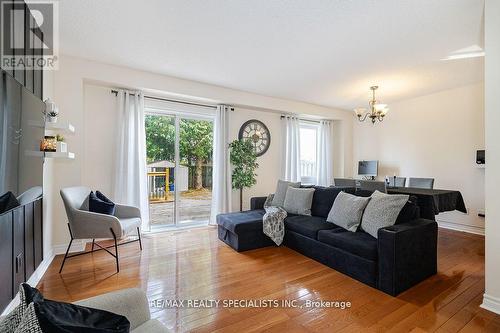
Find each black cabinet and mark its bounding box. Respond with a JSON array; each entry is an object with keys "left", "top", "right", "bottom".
[
  {"left": 13, "top": 208, "right": 25, "bottom": 295},
  {"left": 0, "top": 0, "right": 43, "bottom": 98},
  {"left": 0, "top": 198, "right": 43, "bottom": 313},
  {"left": 0, "top": 213, "right": 13, "bottom": 311}
]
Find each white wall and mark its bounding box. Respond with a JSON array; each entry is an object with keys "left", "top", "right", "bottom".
[
  {"left": 482, "top": 0, "right": 500, "bottom": 315},
  {"left": 48, "top": 55, "right": 353, "bottom": 249},
  {"left": 353, "top": 83, "right": 485, "bottom": 233}
]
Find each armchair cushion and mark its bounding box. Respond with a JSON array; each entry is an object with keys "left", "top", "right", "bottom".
[{"left": 89, "top": 191, "right": 116, "bottom": 215}]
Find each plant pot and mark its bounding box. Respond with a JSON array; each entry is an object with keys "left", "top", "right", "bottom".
[
  {"left": 56, "top": 141, "right": 67, "bottom": 153},
  {"left": 47, "top": 116, "right": 58, "bottom": 123}
]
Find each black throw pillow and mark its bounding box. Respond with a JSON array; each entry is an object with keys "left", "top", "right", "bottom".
[
  {"left": 16, "top": 284, "right": 130, "bottom": 333},
  {"left": 310, "top": 186, "right": 355, "bottom": 218},
  {"left": 89, "top": 191, "right": 116, "bottom": 216},
  {"left": 0, "top": 191, "right": 20, "bottom": 215}
]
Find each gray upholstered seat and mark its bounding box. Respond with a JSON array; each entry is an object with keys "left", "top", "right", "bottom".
[
  {"left": 388, "top": 177, "right": 406, "bottom": 187},
  {"left": 74, "top": 288, "right": 169, "bottom": 332},
  {"left": 359, "top": 180, "right": 387, "bottom": 193},
  {"left": 408, "top": 177, "right": 435, "bottom": 189},
  {"left": 333, "top": 178, "right": 357, "bottom": 187},
  {"left": 59, "top": 186, "right": 143, "bottom": 273}
]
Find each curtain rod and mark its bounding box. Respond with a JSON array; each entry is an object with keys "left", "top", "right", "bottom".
[
  {"left": 110, "top": 89, "right": 219, "bottom": 110},
  {"left": 280, "top": 115, "right": 328, "bottom": 124}
]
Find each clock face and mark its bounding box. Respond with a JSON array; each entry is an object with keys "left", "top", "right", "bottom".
[{"left": 238, "top": 119, "right": 271, "bottom": 157}]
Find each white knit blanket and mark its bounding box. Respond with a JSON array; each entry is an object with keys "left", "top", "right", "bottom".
[{"left": 262, "top": 194, "right": 288, "bottom": 246}]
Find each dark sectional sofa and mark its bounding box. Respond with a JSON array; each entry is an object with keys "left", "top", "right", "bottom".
[{"left": 217, "top": 186, "right": 438, "bottom": 296}]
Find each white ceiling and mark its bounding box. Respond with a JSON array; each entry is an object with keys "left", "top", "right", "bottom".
[{"left": 58, "top": 0, "right": 484, "bottom": 110}]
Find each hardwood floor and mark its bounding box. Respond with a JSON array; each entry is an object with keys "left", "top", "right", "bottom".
[{"left": 37, "top": 227, "right": 499, "bottom": 332}]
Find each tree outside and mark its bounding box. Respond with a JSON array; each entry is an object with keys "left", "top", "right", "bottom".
[{"left": 145, "top": 115, "right": 213, "bottom": 190}]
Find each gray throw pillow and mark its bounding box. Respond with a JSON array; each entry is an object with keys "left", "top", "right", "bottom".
[
  {"left": 271, "top": 180, "right": 300, "bottom": 207},
  {"left": 361, "top": 190, "right": 409, "bottom": 238},
  {"left": 283, "top": 187, "right": 315, "bottom": 215},
  {"left": 327, "top": 191, "right": 371, "bottom": 232}
]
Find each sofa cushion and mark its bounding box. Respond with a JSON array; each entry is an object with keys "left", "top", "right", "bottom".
[
  {"left": 271, "top": 180, "right": 301, "bottom": 207},
  {"left": 310, "top": 186, "right": 355, "bottom": 218},
  {"left": 317, "top": 230, "right": 378, "bottom": 261},
  {"left": 361, "top": 191, "right": 409, "bottom": 238},
  {"left": 327, "top": 191, "right": 371, "bottom": 232},
  {"left": 216, "top": 210, "right": 265, "bottom": 233},
  {"left": 285, "top": 215, "right": 340, "bottom": 239},
  {"left": 395, "top": 196, "right": 419, "bottom": 224},
  {"left": 283, "top": 187, "right": 315, "bottom": 215}
]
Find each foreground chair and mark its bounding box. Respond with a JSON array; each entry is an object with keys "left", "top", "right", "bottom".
[
  {"left": 59, "top": 186, "right": 143, "bottom": 273},
  {"left": 75, "top": 288, "right": 169, "bottom": 332},
  {"left": 408, "top": 177, "right": 435, "bottom": 189}
]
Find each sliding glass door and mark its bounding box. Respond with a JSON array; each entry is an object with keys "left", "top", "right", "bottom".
[{"left": 145, "top": 112, "right": 213, "bottom": 228}]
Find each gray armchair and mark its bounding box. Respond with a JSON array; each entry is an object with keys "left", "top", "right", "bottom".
[{"left": 59, "top": 186, "right": 142, "bottom": 273}]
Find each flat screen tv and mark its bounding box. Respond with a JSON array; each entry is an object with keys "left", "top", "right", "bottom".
[
  {"left": 358, "top": 160, "right": 378, "bottom": 177},
  {"left": 0, "top": 70, "right": 45, "bottom": 214}
]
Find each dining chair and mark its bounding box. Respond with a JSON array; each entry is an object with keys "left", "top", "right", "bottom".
[
  {"left": 333, "top": 178, "right": 357, "bottom": 187},
  {"left": 359, "top": 180, "right": 387, "bottom": 193},
  {"left": 59, "top": 186, "right": 143, "bottom": 273},
  {"left": 387, "top": 176, "right": 406, "bottom": 187},
  {"left": 408, "top": 177, "right": 435, "bottom": 189}
]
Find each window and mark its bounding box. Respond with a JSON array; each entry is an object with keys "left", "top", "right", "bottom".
[{"left": 299, "top": 121, "right": 319, "bottom": 184}]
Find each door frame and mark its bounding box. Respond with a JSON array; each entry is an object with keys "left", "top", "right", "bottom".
[{"left": 145, "top": 108, "right": 214, "bottom": 230}]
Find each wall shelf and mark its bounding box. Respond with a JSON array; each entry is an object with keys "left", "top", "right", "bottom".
[
  {"left": 27, "top": 120, "right": 75, "bottom": 134},
  {"left": 25, "top": 151, "right": 75, "bottom": 159},
  {"left": 45, "top": 122, "right": 75, "bottom": 134}
]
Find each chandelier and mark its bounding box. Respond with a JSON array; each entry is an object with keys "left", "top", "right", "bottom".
[{"left": 354, "top": 86, "right": 389, "bottom": 124}]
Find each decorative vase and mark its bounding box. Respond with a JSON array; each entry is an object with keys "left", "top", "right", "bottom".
[
  {"left": 47, "top": 116, "right": 58, "bottom": 123},
  {"left": 56, "top": 141, "right": 67, "bottom": 153}
]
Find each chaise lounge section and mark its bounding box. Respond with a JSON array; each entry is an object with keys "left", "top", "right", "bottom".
[{"left": 217, "top": 186, "right": 438, "bottom": 296}]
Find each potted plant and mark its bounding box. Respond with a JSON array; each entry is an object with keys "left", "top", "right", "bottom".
[
  {"left": 44, "top": 98, "right": 59, "bottom": 123},
  {"left": 56, "top": 134, "right": 67, "bottom": 153},
  {"left": 229, "top": 139, "right": 258, "bottom": 211}
]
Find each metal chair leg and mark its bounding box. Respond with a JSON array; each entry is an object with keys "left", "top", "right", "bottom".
[
  {"left": 59, "top": 224, "right": 74, "bottom": 273},
  {"left": 91, "top": 239, "right": 95, "bottom": 252},
  {"left": 137, "top": 227, "right": 143, "bottom": 250},
  {"left": 110, "top": 228, "right": 119, "bottom": 273}
]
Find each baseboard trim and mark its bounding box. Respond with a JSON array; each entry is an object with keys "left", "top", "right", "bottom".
[
  {"left": 436, "top": 219, "right": 485, "bottom": 236},
  {"left": 52, "top": 240, "right": 86, "bottom": 255},
  {"left": 481, "top": 293, "right": 500, "bottom": 315}
]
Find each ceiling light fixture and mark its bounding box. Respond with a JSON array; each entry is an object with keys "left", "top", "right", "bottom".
[{"left": 354, "top": 86, "right": 389, "bottom": 124}]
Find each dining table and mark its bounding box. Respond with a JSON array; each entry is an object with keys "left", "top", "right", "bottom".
[{"left": 386, "top": 187, "right": 467, "bottom": 220}]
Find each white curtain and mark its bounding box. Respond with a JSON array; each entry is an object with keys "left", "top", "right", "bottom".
[
  {"left": 316, "top": 120, "right": 333, "bottom": 186},
  {"left": 281, "top": 116, "right": 302, "bottom": 182},
  {"left": 209, "top": 105, "right": 232, "bottom": 225},
  {"left": 113, "top": 90, "right": 150, "bottom": 230}
]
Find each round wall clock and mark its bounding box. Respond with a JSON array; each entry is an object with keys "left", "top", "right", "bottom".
[{"left": 238, "top": 119, "right": 271, "bottom": 157}]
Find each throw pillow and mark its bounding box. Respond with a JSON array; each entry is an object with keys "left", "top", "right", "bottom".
[
  {"left": 14, "top": 284, "right": 130, "bottom": 333},
  {"left": 283, "top": 187, "right": 315, "bottom": 215},
  {"left": 361, "top": 190, "right": 409, "bottom": 238},
  {"left": 0, "top": 191, "right": 20, "bottom": 215},
  {"left": 271, "top": 180, "right": 300, "bottom": 207},
  {"left": 88, "top": 191, "right": 116, "bottom": 215},
  {"left": 327, "top": 191, "right": 371, "bottom": 232},
  {"left": 311, "top": 186, "right": 356, "bottom": 218},
  {"left": 0, "top": 283, "right": 44, "bottom": 333}
]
